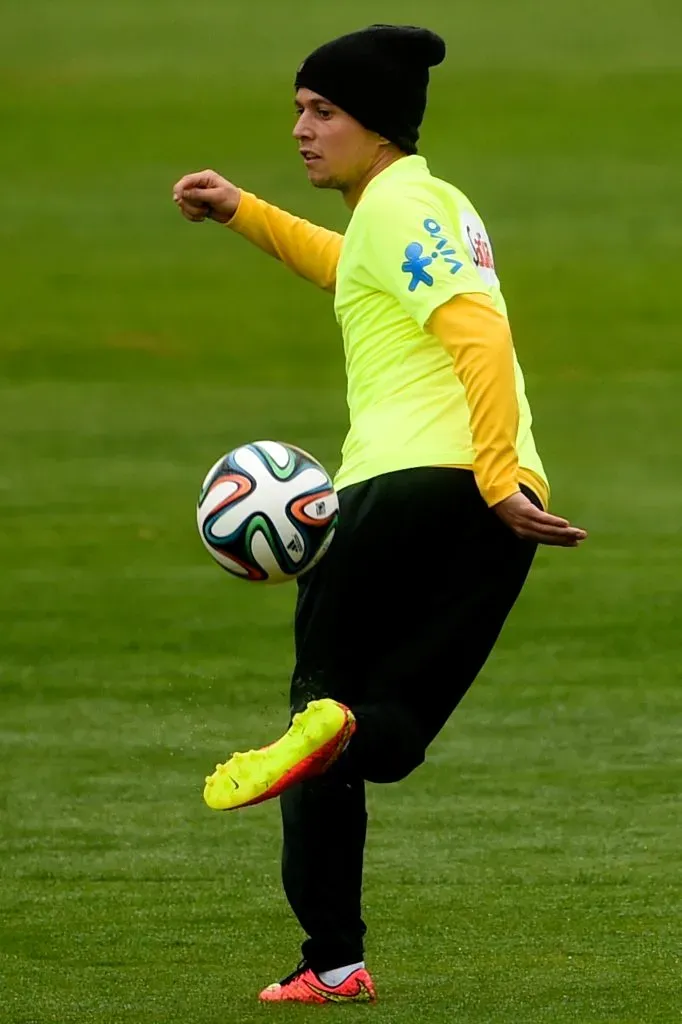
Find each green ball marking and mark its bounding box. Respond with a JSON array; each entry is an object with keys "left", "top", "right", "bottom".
[{"left": 255, "top": 445, "right": 297, "bottom": 480}]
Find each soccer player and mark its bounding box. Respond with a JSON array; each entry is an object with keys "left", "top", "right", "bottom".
[{"left": 173, "top": 24, "right": 586, "bottom": 1005}]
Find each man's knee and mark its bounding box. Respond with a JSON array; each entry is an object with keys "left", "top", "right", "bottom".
[
  {"left": 362, "top": 747, "right": 425, "bottom": 784},
  {"left": 354, "top": 707, "right": 427, "bottom": 784}
]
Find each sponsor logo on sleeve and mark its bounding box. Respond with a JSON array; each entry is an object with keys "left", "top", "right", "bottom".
[
  {"left": 401, "top": 242, "right": 434, "bottom": 291},
  {"left": 402, "top": 218, "right": 464, "bottom": 291},
  {"left": 460, "top": 210, "right": 498, "bottom": 286}
]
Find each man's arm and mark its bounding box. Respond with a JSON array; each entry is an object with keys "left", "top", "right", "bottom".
[
  {"left": 358, "top": 189, "right": 586, "bottom": 547},
  {"left": 173, "top": 169, "right": 342, "bottom": 293},
  {"left": 427, "top": 293, "right": 521, "bottom": 507},
  {"left": 428, "top": 294, "right": 586, "bottom": 546},
  {"left": 228, "top": 192, "right": 341, "bottom": 293}
]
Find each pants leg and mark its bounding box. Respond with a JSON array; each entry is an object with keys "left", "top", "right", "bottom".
[
  {"left": 280, "top": 483, "right": 376, "bottom": 971},
  {"left": 348, "top": 477, "right": 539, "bottom": 783},
  {"left": 280, "top": 468, "right": 538, "bottom": 971},
  {"left": 281, "top": 767, "right": 367, "bottom": 971}
]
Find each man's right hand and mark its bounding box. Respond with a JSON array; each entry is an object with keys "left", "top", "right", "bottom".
[{"left": 172, "top": 169, "right": 241, "bottom": 225}]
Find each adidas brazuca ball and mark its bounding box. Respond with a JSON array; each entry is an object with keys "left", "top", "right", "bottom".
[{"left": 197, "top": 441, "right": 338, "bottom": 584}]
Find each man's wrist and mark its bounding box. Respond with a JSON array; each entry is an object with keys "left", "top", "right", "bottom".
[
  {"left": 479, "top": 478, "right": 520, "bottom": 508},
  {"left": 222, "top": 189, "right": 249, "bottom": 228}
]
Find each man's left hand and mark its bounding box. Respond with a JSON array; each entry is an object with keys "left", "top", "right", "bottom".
[{"left": 494, "top": 492, "right": 587, "bottom": 547}]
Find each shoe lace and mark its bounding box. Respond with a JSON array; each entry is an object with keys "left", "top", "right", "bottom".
[{"left": 278, "top": 959, "right": 308, "bottom": 987}]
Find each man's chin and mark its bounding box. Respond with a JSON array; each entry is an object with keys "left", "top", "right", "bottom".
[{"left": 306, "top": 166, "right": 339, "bottom": 190}]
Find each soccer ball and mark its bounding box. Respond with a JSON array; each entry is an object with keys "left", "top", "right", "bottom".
[{"left": 196, "top": 440, "right": 338, "bottom": 584}]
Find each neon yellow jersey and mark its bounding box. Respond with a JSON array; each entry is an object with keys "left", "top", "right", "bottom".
[{"left": 333, "top": 155, "right": 547, "bottom": 494}]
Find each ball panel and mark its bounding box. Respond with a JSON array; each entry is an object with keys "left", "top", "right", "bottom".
[
  {"left": 203, "top": 546, "right": 256, "bottom": 579},
  {"left": 247, "top": 441, "right": 298, "bottom": 481},
  {"left": 254, "top": 440, "right": 293, "bottom": 469},
  {"left": 249, "top": 523, "right": 295, "bottom": 582},
  {"left": 201, "top": 473, "right": 253, "bottom": 524},
  {"left": 230, "top": 445, "right": 270, "bottom": 481},
  {"left": 199, "top": 454, "right": 228, "bottom": 498},
  {"left": 289, "top": 488, "right": 338, "bottom": 526},
  {"left": 245, "top": 512, "right": 306, "bottom": 576}
]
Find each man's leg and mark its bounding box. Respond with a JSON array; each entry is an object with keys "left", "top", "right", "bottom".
[
  {"left": 205, "top": 469, "right": 539, "bottom": 978},
  {"left": 348, "top": 478, "right": 539, "bottom": 784},
  {"left": 279, "top": 469, "right": 539, "bottom": 973},
  {"left": 280, "top": 766, "right": 367, "bottom": 971},
  {"left": 279, "top": 485, "right": 376, "bottom": 973}
]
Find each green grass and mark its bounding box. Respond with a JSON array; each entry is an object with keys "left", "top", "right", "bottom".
[{"left": 1, "top": 1, "right": 681, "bottom": 1021}]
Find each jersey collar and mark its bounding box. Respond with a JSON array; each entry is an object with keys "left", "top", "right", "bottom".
[{"left": 358, "top": 155, "right": 430, "bottom": 205}]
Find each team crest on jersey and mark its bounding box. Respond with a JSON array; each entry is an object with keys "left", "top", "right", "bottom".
[{"left": 460, "top": 211, "right": 498, "bottom": 286}]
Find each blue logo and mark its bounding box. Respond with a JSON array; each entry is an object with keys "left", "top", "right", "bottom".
[
  {"left": 423, "top": 219, "right": 464, "bottom": 274},
  {"left": 402, "top": 242, "right": 434, "bottom": 292},
  {"left": 402, "top": 219, "right": 465, "bottom": 292}
]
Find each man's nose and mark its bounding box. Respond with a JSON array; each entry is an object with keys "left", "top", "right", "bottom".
[{"left": 293, "top": 114, "right": 313, "bottom": 141}]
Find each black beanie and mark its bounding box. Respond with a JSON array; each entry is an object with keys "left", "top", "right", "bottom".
[{"left": 295, "top": 24, "right": 446, "bottom": 155}]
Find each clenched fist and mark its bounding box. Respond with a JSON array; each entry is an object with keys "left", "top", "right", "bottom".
[{"left": 172, "top": 169, "right": 241, "bottom": 225}]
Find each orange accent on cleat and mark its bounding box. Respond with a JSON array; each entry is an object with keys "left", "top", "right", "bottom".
[
  {"left": 203, "top": 699, "right": 356, "bottom": 811},
  {"left": 259, "top": 966, "right": 376, "bottom": 1004},
  {"left": 256, "top": 706, "right": 356, "bottom": 805}
]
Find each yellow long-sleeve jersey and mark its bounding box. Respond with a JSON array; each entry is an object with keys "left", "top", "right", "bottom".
[{"left": 227, "top": 161, "right": 549, "bottom": 509}]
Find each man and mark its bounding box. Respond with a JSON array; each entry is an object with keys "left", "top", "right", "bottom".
[{"left": 173, "top": 24, "right": 586, "bottom": 1005}]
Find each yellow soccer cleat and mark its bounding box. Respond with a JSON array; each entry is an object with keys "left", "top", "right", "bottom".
[{"left": 203, "top": 698, "right": 356, "bottom": 811}]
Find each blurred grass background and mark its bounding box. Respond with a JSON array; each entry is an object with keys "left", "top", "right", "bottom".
[{"left": 1, "top": 1, "right": 681, "bottom": 1022}]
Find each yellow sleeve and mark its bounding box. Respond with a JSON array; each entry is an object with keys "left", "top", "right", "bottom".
[
  {"left": 226, "top": 191, "right": 343, "bottom": 293},
  {"left": 427, "top": 293, "right": 521, "bottom": 508}
]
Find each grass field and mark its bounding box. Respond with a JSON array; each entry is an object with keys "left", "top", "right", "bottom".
[{"left": 1, "top": 1, "right": 681, "bottom": 1021}]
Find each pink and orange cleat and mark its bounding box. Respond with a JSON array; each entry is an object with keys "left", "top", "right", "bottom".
[
  {"left": 259, "top": 963, "right": 377, "bottom": 1004},
  {"left": 203, "top": 698, "right": 356, "bottom": 811}
]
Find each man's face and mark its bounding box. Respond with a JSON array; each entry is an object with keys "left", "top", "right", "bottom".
[{"left": 293, "top": 88, "right": 383, "bottom": 190}]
